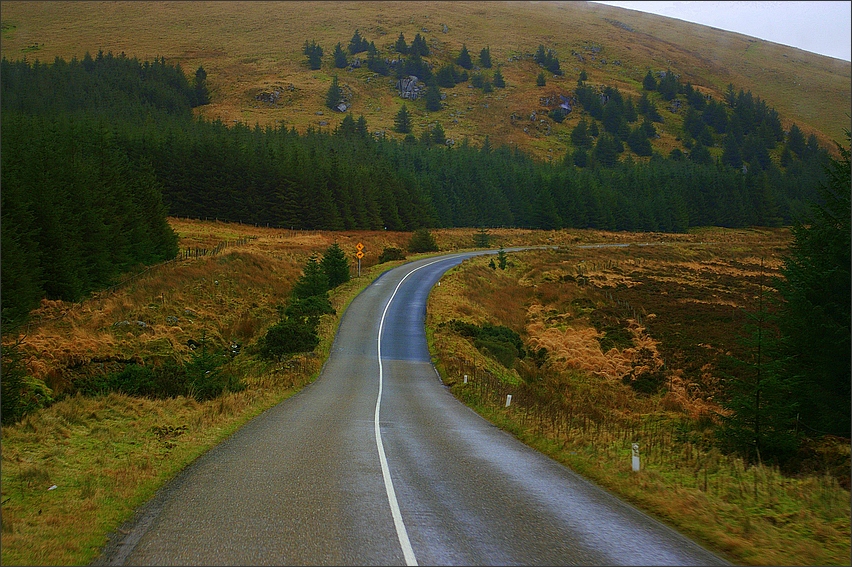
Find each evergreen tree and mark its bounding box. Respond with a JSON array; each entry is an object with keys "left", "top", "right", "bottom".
[
  {"left": 492, "top": 66, "right": 505, "bottom": 88},
  {"left": 774, "top": 131, "right": 851, "bottom": 437},
  {"left": 431, "top": 122, "right": 446, "bottom": 146},
  {"left": 533, "top": 44, "right": 562, "bottom": 75},
  {"left": 291, "top": 254, "right": 329, "bottom": 299},
  {"left": 304, "top": 40, "right": 323, "bottom": 70},
  {"left": 689, "top": 142, "right": 713, "bottom": 166},
  {"left": 325, "top": 75, "right": 342, "bottom": 110},
  {"left": 479, "top": 46, "right": 492, "bottom": 68},
  {"left": 348, "top": 29, "right": 368, "bottom": 55},
  {"left": 193, "top": 65, "right": 209, "bottom": 105},
  {"left": 642, "top": 69, "right": 657, "bottom": 90},
  {"left": 333, "top": 42, "right": 348, "bottom": 68},
  {"left": 394, "top": 104, "right": 412, "bottom": 133},
  {"left": 657, "top": 70, "right": 679, "bottom": 100},
  {"left": 395, "top": 32, "right": 408, "bottom": 54},
  {"left": 456, "top": 44, "right": 473, "bottom": 69},
  {"left": 366, "top": 50, "right": 390, "bottom": 75},
  {"left": 473, "top": 228, "right": 491, "bottom": 247},
  {"left": 436, "top": 64, "right": 458, "bottom": 88},
  {"left": 593, "top": 133, "right": 620, "bottom": 167},
  {"left": 409, "top": 33, "right": 429, "bottom": 56},
  {"left": 627, "top": 126, "right": 653, "bottom": 156},
  {"left": 722, "top": 134, "right": 743, "bottom": 169},
  {"left": 425, "top": 82, "right": 442, "bottom": 112},
  {"left": 717, "top": 268, "right": 798, "bottom": 463},
  {"left": 355, "top": 115, "right": 369, "bottom": 138},
  {"left": 786, "top": 124, "right": 807, "bottom": 158},
  {"left": 320, "top": 242, "right": 350, "bottom": 288},
  {"left": 536, "top": 72, "right": 546, "bottom": 87},
  {"left": 408, "top": 228, "right": 438, "bottom": 252}
]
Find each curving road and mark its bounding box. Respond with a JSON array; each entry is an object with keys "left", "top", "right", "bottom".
[{"left": 94, "top": 251, "right": 728, "bottom": 566}]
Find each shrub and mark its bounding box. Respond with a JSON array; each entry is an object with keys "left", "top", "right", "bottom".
[
  {"left": 379, "top": 247, "right": 407, "bottom": 263},
  {"left": 259, "top": 318, "right": 320, "bottom": 362},
  {"left": 407, "top": 228, "right": 438, "bottom": 253},
  {"left": 0, "top": 342, "right": 54, "bottom": 425}
]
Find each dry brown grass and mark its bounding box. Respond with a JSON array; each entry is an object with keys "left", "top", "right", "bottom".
[
  {"left": 1, "top": 1, "right": 847, "bottom": 162},
  {"left": 2, "top": 221, "right": 849, "bottom": 565},
  {"left": 427, "top": 226, "right": 851, "bottom": 566}
]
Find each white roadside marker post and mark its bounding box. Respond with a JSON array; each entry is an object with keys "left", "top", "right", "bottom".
[
  {"left": 632, "top": 443, "right": 640, "bottom": 472},
  {"left": 505, "top": 394, "right": 512, "bottom": 407}
]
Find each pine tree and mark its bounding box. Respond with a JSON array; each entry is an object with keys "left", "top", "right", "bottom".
[
  {"left": 425, "top": 82, "right": 442, "bottom": 112},
  {"left": 536, "top": 72, "right": 546, "bottom": 87},
  {"left": 348, "top": 30, "right": 367, "bottom": 55},
  {"left": 395, "top": 32, "right": 408, "bottom": 54},
  {"left": 774, "top": 131, "right": 851, "bottom": 437},
  {"left": 717, "top": 266, "right": 798, "bottom": 463},
  {"left": 291, "top": 254, "right": 329, "bottom": 299},
  {"left": 570, "top": 119, "right": 591, "bottom": 148},
  {"left": 410, "top": 33, "right": 429, "bottom": 56},
  {"left": 479, "top": 46, "right": 492, "bottom": 68},
  {"left": 493, "top": 66, "right": 505, "bottom": 88},
  {"left": 320, "top": 242, "right": 350, "bottom": 288},
  {"left": 456, "top": 44, "right": 473, "bottom": 69},
  {"left": 333, "top": 42, "right": 348, "bottom": 68},
  {"left": 304, "top": 40, "right": 323, "bottom": 70},
  {"left": 431, "top": 122, "right": 446, "bottom": 146},
  {"left": 395, "top": 104, "right": 412, "bottom": 133},
  {"left": 408, "top": 228, "right": 438, "bottom": 253},
  {"left": 325, "top": 75, "right": 342, "bottom": 110},
  {"left": 642, "top": 69, "right": 656, "bottom": 90},
  {"left": 193, "top": 65, "right": 209, "bottom": 105}
]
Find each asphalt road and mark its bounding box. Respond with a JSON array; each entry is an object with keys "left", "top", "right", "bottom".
[{"left": 94, "top": 251, "right": 728, "bottom": 566}]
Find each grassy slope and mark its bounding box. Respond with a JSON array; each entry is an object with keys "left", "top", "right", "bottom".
[{"left": 1, "top": 1, "right": 849, "bottom": 163}]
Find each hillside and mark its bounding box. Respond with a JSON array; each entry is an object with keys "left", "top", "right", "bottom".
[{"left": 1, "top": 1, "right": 849, "bottom": 162}]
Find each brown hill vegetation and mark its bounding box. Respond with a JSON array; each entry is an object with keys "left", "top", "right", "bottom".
[{"left": 1, "top": 1, "right": 849, "bottom": 161}]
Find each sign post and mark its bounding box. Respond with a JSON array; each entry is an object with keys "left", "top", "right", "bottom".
[{"left": 356, "top": 242, "right": 364, "bottom": 277}]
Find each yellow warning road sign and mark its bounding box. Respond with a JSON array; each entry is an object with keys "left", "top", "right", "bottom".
[
  {"left": 356, "top": 251, "right": 364, "bottom": 259},
  {"left": 356, "top": 242, "right": 364, "bottom": 251}
]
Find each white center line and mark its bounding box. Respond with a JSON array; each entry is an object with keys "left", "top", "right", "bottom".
[{"left": 375, "top": 258, "right": 446, "bottom": 567}]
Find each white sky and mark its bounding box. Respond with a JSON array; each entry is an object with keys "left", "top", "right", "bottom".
[{"left": 592, "top": 1, "right": 852, "bottom": 61}]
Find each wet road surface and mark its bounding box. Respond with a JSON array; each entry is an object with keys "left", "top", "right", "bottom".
[{"left": 94, "top": 251, "right": 728, "bottom": 566}]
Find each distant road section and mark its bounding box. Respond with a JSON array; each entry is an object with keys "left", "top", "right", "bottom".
[{"left": 94, "top": 251, "right": 728, "bottom": 566}]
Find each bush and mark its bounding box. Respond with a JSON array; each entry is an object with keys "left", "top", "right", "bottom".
[
  {"left": 259, "top": 318, "right": 320, "bottom": 361},
  {"left": 0, "top": 342, "right": 54, "bottom": 425},
  {"left": 474, "top": 338, "right": 519, "bottom": 368},
  {"left": 73, "top": 350, "right": 243, "bottom": 402},
  {"left": 407, "top": 228, "right": 438, "bottom": 253},
  {"left": 446, "top": 319, "right": 526, "bottom": 368},
  {"left": 379, "top": 247, "right": 407, "bottom": 263}
]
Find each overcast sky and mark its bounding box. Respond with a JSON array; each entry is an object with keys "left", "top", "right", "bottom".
[{"left": 592, "top": 1, "right": 851, "bottom": 61}]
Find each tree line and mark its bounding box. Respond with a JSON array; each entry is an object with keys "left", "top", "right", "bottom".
[{"left": 0, "top": 52, "right": 834, "bottom": 324}]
